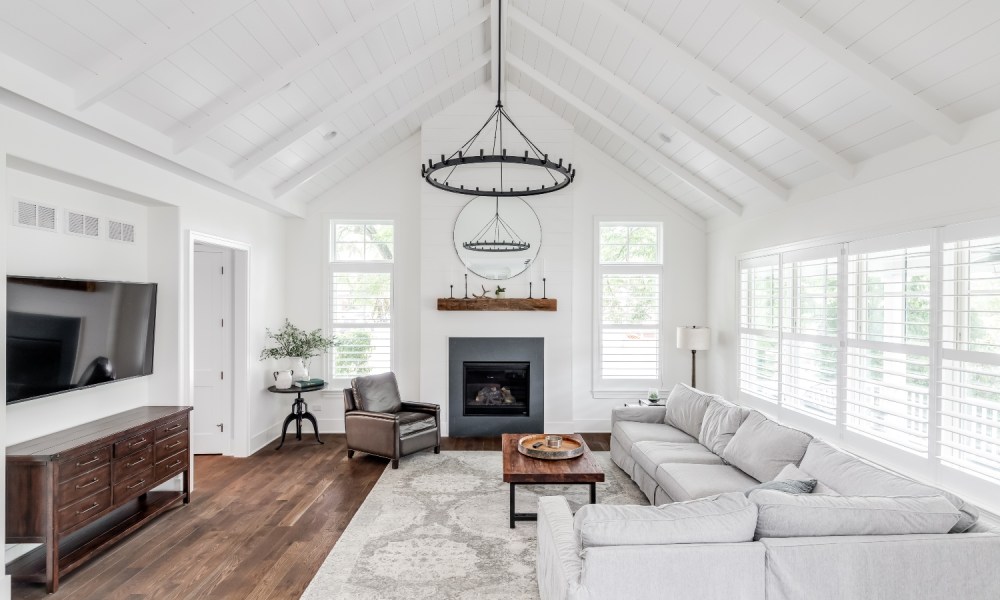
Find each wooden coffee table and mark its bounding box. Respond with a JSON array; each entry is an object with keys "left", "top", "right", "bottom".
[{"left": 502, "top": 433, "right": 605, "bottom": 528}]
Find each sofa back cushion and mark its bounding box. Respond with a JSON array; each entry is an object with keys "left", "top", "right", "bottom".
[
  {"left": 573, "top": 492, "right": 758, "bottom": 548},
  {"left": 749, "top": 489, "right": 961, "bottom": 539},
  {"left": 800, "top": 440, "right": 979, "bottom": 533},
  {"left": 721, "top": 411, "right": 812, "bottom": 482},
  {"left": 698, "top": 397, "right": 751, "bottom": 455},
  {"left": 662, "top": 383, "right": 714, "bottom": 438},
  {"left": 351, "top": 372, "right": 402, "bottom": 413}
]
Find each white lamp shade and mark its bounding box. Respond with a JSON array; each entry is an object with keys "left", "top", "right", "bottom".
[{"left": 677, "top": 326, "right": 711, "bottom": 351}]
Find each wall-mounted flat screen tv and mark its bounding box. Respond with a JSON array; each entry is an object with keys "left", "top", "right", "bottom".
[{"left": 6, "top": 276, "right": 157, "bottom": 405}]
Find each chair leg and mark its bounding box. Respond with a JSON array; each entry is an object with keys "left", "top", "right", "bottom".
[
  {"left": 347, "top": 449, "right": 355, "bottom": 459},
  {"left": 391, "top": 459, "right": 399, "bottom": 469},
  {"left": 433, "top": 445, "right": 440, "bottom": 454}
]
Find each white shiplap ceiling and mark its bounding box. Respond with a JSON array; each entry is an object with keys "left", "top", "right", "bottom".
[{"left": 1, "top": 0, "right": 998, "bottom": 219}]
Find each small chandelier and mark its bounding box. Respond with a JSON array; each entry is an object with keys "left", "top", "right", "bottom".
[
  {"left": 420, "top": 1, "right": 574, "bottom": 197},
  {"left": 463, "top": 197, "right": 530, "bottom": 253}
]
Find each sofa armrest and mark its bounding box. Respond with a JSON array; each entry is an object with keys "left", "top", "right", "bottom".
[
  {"left": 611, "top": 405, "right": 666, "bottom": 427},
  {"left": 760, "top": 533, "right": 1000, "bottom": 600},
  {"left": 400, "top": 401, "right": 439, "bottom": 416},
  {"left": 536, "top": 496, "right": 584, "bottom": 600}
]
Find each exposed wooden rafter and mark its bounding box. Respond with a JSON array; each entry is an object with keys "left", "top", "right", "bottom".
[
  {"left": 232, "top": 5, "right": 490, "bottom": 179},
  {"left": 741, "top": 0, "right": 964, "bottom": 144},
  {"left": 579, "top": 0, "right": 855, "bottom": 179},
  {"left": 509, "top": 8, "right": 788, "bottom": 203},
  {"left": 171, "top": 0, "right": 419, "bottom": 153},
  {"left": 273, "top": 54, "right": 491, "bottom": 199},
  {"left": 509, "top": 57, "right": 743, "bottom": 216},
  {"left": 75, "top": 0, "right": 256, "bottom": 110}
]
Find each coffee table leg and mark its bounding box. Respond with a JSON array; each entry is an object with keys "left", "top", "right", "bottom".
[
  {"left": 509, "top": 483, "right": 515, "bottom": 529},
  {"left": 590, "top": 482, "right": 596, "bottom": 504}
]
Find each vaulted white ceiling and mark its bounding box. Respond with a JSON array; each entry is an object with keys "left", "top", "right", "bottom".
[{"left": 2, "top": 0, "right": 999, "bottom": 220}]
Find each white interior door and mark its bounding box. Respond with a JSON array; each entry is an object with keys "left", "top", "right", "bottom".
[{"left": 193, "top": 244, "right": 232, "bottom": 454}]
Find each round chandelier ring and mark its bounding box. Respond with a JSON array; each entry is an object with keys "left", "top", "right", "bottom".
[
  {"left": 422, "top": 153, "right": 574, "bottom": 197},
  {"left": 461, "top": 240, "right": 531, "bottom": 252}
]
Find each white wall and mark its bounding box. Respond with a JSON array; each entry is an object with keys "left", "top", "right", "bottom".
[
  {"left": 289, "top": 85, "right": 708, "bottom": 433},
  {"left": 1, "top": 97, "right": 10, "bottom": 599}
]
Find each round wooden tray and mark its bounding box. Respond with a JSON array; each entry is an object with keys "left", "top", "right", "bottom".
[{"left": 517, "top": 434, "right": 584, "bottom": 460}]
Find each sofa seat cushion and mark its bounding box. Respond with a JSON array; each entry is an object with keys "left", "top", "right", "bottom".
[
  {"left": 662, "top": 383, "right": 715, "bottom": 438},
  {"left": 722, "top": 411, "right": 812, "bottom": 482},
  {"left": 800, "top": 440, "right": 979, "bottom": 533},
  {"left": 613, "top": 421, "right": 696, "bottom": 456},
  {"left": 654, "top": 463, "right": 760, "bottom": 502},
  {"left": 631, "top": 441, "right": 724, "bottom": 477},
  {"left": 574, "top": 492, "right": 758, "bottom": 548},
  {"left": 749, "top": 489, "right": 961, "bottom": 538},
  {"left": 397, "top": 411, "right": 437, "bottom": 436}
]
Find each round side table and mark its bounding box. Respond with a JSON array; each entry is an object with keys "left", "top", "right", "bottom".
[{"left": 268, "top": 383, "right": 326, "bottom": 450}]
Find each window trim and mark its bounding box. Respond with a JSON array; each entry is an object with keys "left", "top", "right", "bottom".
[
  {"left": 325, "top": 218, "right": 395, "bottom": 386},
  {"left": 593, "top": 219, "right": 664, "bottom": 392}
]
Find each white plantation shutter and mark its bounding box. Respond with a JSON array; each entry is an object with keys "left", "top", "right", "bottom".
[
  {"left": 739, "top": 257, "right": 780, "bottom": 402},
  {"left": 597, "top": 223, "right": 662, "bottom": 385},
  {"left": 328, "top": 222, "right": 394, "bottom": 379},
  {"left": 940, "top": 234, "right": 1000, "bottom": 480}
]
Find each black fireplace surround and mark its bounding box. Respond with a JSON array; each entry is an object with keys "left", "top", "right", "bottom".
[{"left": 449, "top": 338, "right": 543, "bottom": 437}]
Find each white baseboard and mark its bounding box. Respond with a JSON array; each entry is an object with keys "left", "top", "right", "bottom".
[
  {"left": 316, "top": 418, "right": 344, "bottom": 433},
  {"left": 573, "top": 419, "right": 612, "bottom": 433},
  {"left": 545, "top": 421, "right": 576, "bottom": 434},
  {"left": 249, "top": 422, "right": 284, "bottom": 455},
  {"left": 2, "top": 574, "right": 9, "bottom": 600}
]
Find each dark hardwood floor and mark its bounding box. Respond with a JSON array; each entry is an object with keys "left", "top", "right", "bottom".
[{"left": 11, "top": 433, "right": 611, "bottom": 600}]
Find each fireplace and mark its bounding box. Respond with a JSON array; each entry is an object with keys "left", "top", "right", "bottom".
[
  {"left": 449, "top": 338, "right": 543, "bottom": 436},
  {"left": 463, "top": 362, "right": 529, "bottom": 416}
]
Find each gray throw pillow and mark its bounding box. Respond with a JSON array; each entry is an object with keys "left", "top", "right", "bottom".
[
  {"left": 775, "top": 463, "right": 839, "bottom": 495},
  {"left": 746, "top": 478, "right": 817, "bottom": 496},
  {"left": 352, "top": 372, "right": 402, "bottom": 413},
  {"left": 662, "top": 383, "right": 714, "bottom": 438},
  {"left": 748, "top": 489, "right": 961, "bottom": 539},
  {"left": 721, "top": 411, "right": 812, "bottom": 482},
  {"left": 698, "top": 397, "right": 751, "bottom": 456}
]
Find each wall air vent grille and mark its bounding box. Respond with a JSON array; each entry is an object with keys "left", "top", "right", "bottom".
[
  {"left": 108, "top": 220, "right": 135, "bottom": 243},
  {"left": 66, "top": 211, "right": 100, "bottom": 238},
  {"left": 14, "top": 200, "right": 57, "bottom": 231}
]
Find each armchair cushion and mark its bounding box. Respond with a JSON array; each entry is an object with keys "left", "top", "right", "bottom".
[
  {"left": 397, "top": 411, "right": 437, "bottom": 437},
  {"left": 352, "top": 372, "right": 402, "bottom": 413}
]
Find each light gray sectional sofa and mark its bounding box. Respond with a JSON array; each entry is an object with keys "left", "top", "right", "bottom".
[{"left": 537, "top": 384, "right": 1000, "bottom": 600}]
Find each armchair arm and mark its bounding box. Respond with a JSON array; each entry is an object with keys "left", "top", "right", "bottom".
[
  {"left": 611, "top": 405, "right": 666, "bottom": 428},
  {"left": 401, "top": 401, "right": 440, "bottom": 415},
  {"left": 344, "top": 410, "right": 399, "bottom": 459}
]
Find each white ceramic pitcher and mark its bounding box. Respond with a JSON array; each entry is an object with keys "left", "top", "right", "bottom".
[{"left": 273, "top": 370, "right": 294, "bottom": 389}]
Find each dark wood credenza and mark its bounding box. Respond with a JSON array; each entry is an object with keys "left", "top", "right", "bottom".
[{"left": 6, "top": 405, "right": 193, "bottom": 593}]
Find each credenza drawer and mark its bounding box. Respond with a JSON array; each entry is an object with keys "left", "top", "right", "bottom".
[
  {"left": 57, "top": 447, "right": 111, "bottom": 483},
  {"left": 114, "top": 430, "right": 152, "bottom": 457},
  {"left": 112, "top": 467, "right": 154, "bottom": 504},
  {"left": 154, "top": 432, "right": 189, "bottom": 462},
  {"left": 58, "top": 488, "right": 112, "bottom": 533},
  {"left": 155, "top": 417, "right": 188, "bottom": 439},
  {"left": 57, "top": 465, "right": 111, "bottom": 508},
  {"left": 155, "top": 451, "right": 188, "bottom": 481},
  {"left": 113, "top": 445, "right": 154, "bottom": 481}
]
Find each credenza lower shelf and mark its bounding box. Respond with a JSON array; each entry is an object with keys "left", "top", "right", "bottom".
[{"left": 6, "top": 405, "right": 193, "bottom": 593}]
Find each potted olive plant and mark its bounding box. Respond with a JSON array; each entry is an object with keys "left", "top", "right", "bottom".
[{"left": 259, "top": 319, "right": 336, "bottom": 382}]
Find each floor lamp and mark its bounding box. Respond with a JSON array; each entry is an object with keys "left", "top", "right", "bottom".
[{"left": 677, "top": 326, "right": 711, "bottom": 389}]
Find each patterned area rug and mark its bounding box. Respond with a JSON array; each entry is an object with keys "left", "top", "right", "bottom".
[{"left": 301, "top": 451, "right": 646, "bottom": 600}]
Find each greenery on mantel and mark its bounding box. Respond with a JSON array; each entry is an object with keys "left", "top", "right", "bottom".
[{"left": 259, "top": 319, "right": 337, "bottom": 361}]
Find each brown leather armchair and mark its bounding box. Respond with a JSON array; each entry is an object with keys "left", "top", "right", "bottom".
[{"left": 343, "top": 372, "right": 440, "bottom": 469}]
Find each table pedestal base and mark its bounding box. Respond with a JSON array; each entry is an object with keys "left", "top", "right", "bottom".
[{"left": 275, "top": 394, "right": 324, "bottom": 450}]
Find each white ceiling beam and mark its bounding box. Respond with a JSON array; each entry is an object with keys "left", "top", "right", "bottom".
[
  {"left": 233, "top": 5, "right": 490, "bottom": 179},
  {"left": 510, "top": 8, "right": 787, "bottom": 202},
  {"left": 273, "top": 53, "right": 490, "bottom": 198},
  {"left": 508, "top": 57, "right": 742, "bottom": 216},
  {"left": 75, "top": 0, "right": 255, "bottom": 110},
  {"left": 741, "top": 0, "right": 963, "bottom": 144},
  {"left": 172, "top": 0, "right": 418, "bottom": 153},
  {"left": 579, "top": 0, "right": 854, "bottom": 179}
]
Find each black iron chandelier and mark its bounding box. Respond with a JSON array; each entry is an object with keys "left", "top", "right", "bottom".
[
  {"left": 462, "top": 197, "right": 530, "bottom": 252},
  {"left": 420, "top": 1, "right": 575, "bottom": 197}
]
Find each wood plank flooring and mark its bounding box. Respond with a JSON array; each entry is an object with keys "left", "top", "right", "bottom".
[{"left": 11, "top": 433, "right": 611, "bottom": 600}]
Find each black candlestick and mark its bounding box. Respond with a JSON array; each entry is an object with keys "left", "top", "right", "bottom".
[
  {"left": 464, "top": 274, "right": 469, "bottom": 299},
  {"left": 449, "top": 284, "right": 454, "bottom": 299},
  {"left": 529, "top": 281, "right": 533, "bottom": 299},
  {"left": 542, "top": 278, "right": 547, "bottom": 299}
]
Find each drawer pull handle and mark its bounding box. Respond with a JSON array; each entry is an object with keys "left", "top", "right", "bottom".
[
  {"left": 126, "top": 479, "right": 147, "bottom": 490},
  {"left": 126, "top": 457, "right": 147, "bottom": 468},
  {"left": 166, "top": 440, "right": 182, "bottom": 450},
  {"left": 128, "top": 438, "right": 147, "bottom": 447},
  {"left": 165, "top": 423, "right": 182, "bottom": 432},
  {"left": 77, "top": 502, "right": 100, "bottom": 515},
  {"left": 167, "top": 460, "right": 182, "bottom": 469},
  {"left": 75, "top": 477, "right": 100, "bottom": 490},
  {"left": 76, "top": 456, "right": 101, "bottom": 467}
]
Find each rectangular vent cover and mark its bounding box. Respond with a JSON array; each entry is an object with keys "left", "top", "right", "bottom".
[
  {"left": 14, "top": 200, "right": 57, "bottom": 231},
  {"left": 66, "top": 211, "right": 100, "bottom": 238},
  {"left": 108, "top": 220, "right": 135, "bottom": 243}
]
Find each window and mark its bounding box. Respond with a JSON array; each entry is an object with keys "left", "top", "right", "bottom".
[
  {"left": 328, "top": 221, "right": 393, "bottom": 379},
  {"left": 597, "top": 223, "right": 662, "bottom": 384},
  {"left": 737, "top": 221, "right": 1000, "bottom": 488}
]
